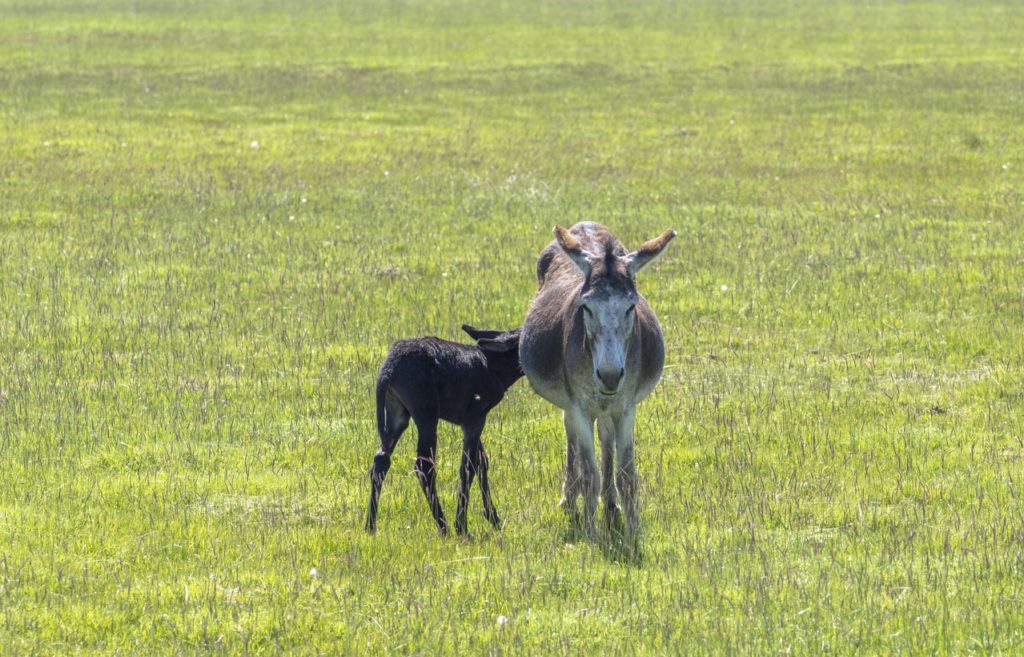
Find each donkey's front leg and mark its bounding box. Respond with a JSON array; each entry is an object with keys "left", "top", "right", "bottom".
[
  {"left": 597, "top": 416, "right": 621, "bottom": 530},
  {"left": 559, "top": 424, "right": 580, "bottom": 516},
  {"left": 565, "top": 406, "right": 598, "bottom": 535},
  {"left": 613, "top": 406, "right": 639, "bottom": 538}
]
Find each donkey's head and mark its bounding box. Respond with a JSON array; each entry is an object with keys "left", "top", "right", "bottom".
[{"left": 554, "top": 225, "right": 675, "bottom": 395}]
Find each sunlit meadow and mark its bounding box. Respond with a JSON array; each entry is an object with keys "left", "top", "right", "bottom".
[{"left": 1, "top": 0, "right": 1023, "bottom": 654}]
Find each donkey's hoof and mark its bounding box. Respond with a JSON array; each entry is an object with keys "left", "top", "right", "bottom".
[{"left": 605, "top": 505, "right": 622, "bottom": 530}]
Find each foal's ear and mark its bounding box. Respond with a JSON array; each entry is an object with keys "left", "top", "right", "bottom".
[
  {"left": 462, "top": 324, "right": 502, "bottom": 341},
  {"left": 554, "top": 225, "right": 595, "bottom": 277},
  {"left": 624, "top": 229, "right": 676, "bottom": 276},
  {"left": 477, "top": 328, "right": 520, "bottom": 353}
]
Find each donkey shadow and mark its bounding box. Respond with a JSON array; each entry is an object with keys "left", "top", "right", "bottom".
[{"left": 558, "top": 513, "right": 645, "bottom": 565}]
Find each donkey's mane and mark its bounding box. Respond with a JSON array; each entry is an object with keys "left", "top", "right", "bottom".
[
  {"left": 585, "top": 241, "right": 634, "bottom": 295},
  {"left": 537, "top": 223, "right": 631, "bottom": 287}
]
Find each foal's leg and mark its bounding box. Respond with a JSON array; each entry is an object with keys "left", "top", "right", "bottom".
[
  {"left": 455, "top": 419, "right": 485, "bottom": 536},
  {"left": 412, "top": 412, "right": 448, "bottom": 536},
  {"left": 366, "top": 391, "right": 410, "bottom": 533},
  {"left": 597, "top": 416, "right": 621, "bottom": 529},
  {"left": 476, "top": 436, "right": 501, "bottom": 529},
  {"left": 565, "top": 406, "right": 598, "bottom": 535}
]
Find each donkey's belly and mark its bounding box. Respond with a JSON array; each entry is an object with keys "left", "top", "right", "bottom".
[
  {"left": 522, "top": 365, "right": 573, "bottom": 410},
  {"left": 520, "top": 316, "right": 575, "bottom": 410}
]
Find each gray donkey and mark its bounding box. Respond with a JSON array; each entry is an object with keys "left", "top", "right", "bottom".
[
  {"left": 520, "top": 222, "right": 674, "bottom": 537},
  {"left": 366, "top": 325, "right": 522, "bottom": 536}
]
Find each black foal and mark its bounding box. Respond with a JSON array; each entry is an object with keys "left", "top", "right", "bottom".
[{"left": 366, "top": 325, "right": 522, "bottom": 536}]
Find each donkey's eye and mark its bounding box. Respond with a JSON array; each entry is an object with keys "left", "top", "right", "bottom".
[
  {"left": 627, "top": 304, "right": 636, "bottom": 315},
  {"left": 582, "top": 306, "right": 594, "bottom": 317}
]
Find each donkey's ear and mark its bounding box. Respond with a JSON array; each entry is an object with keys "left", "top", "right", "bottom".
[
  {"left": 624, "top": 229, "right": 676, "bottom": 277},
  {"left": 554, "top": 225, "right": 595, "bottom": 277}
]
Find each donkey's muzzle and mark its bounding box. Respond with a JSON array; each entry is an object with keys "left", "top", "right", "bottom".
[{"left": 596, "top": 367, "right": 625, "bottom": 395}]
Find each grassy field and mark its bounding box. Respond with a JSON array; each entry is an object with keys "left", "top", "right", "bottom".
[{"left": 2, "top": 0, "right": 1024, "bottom": 654}]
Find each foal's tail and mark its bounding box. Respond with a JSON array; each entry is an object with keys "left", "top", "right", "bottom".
[
  {"left": 375, "top": 375, "right": 389, "bottom": 444},
  {"left": 368, "top": 374, "right": 394, "bottom": 534}
]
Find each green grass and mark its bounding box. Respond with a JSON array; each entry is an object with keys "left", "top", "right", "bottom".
[{"left": 2, "top": 0, "right": 1024, "bottom": 654}]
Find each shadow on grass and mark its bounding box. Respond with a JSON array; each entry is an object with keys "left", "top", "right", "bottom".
[{"left": 557, "top": 513, "right": 644, "bottom": 566}]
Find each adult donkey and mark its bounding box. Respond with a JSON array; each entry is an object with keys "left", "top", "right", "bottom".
[{"left": 520, "top": 222, "right": 674, "bottom": 537}]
